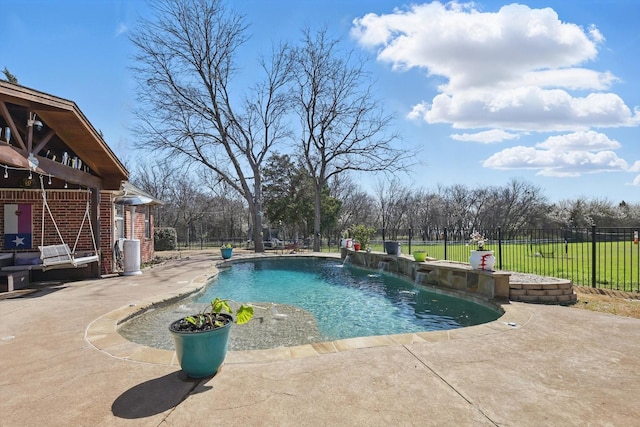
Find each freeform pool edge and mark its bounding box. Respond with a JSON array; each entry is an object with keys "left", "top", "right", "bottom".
[{"left": 85, "top": 253, "right": 533, "bottom": 367}]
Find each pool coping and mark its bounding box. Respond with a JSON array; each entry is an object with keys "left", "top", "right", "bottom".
[{"left": 85, "top": 253, "right": 534, "bottom": 367}]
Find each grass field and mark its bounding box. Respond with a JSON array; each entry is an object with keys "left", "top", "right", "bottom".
[{"left": 354, "top": 240, "right": 639, "bottom": 292}]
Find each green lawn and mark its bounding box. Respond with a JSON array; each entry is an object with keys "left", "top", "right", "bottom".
[{"left": 334, "top": 241, "right": 639, "bottom": 292}]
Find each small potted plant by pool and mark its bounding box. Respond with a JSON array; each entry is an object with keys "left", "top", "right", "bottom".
[
  {"left": 384, "top": 240, "right": 401, "bottom": 255},
  {"left": 468, "top": 231, "right": 495, "bottom": 271},
  {"left": 413, "top": 250, "right": 427, "bottom": 262},
  {"left": 349, "top": 224, "right": 375, "bottom": 252},
  {"left": 169, "top": 298, "right": 254, "bottom": 378},
  {"left": 220, "top": 243, "right": 233, "bottom": 259}
]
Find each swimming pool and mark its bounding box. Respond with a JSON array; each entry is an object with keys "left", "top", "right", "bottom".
[{"left": 119, "top": 257, "right": 502, "bottom": 351}]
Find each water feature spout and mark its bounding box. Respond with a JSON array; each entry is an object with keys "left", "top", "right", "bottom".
[
  {"left": 415, "top": 272, "right": 425, "bottom": 285},
  {"left": 378, "top": 261, "right": 389, "bottom": 272},
  {"left": 342, "top": 255, "right": 351, "bottom": 266}
]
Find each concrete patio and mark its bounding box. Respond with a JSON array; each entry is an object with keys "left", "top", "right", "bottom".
[{"left": 1, "top": 253, "right": 639, "bottom": 426}]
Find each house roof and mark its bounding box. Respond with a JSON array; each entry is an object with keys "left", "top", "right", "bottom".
[
  {"left": 115, "top": 181, "right": 164, "bottom": 206},
  {"left": 0, "top": 81, "right": 128, "bottom": 190}
]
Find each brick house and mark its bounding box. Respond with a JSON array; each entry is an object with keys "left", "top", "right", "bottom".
[{"left": 1, "top": 81, "right": 160, "bottom": 283}]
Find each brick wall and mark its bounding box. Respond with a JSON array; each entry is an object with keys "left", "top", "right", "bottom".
[
  {"left": 100, "top": 193, "right": 114, "bottom": 275},
  {"left": 1, "top": 189, "right": 155, "bottom": 276},
  {"left": 121, "top": 205, "right": 155, "bottom": 263}
]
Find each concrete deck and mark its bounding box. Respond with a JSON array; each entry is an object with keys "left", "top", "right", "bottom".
[{"left": 1, "top": 253, "right": 639, "bottom": 426}]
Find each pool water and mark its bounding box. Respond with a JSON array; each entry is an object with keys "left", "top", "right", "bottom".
[{"left": 119, "top": 257, "right": 501, "bottom": 350}]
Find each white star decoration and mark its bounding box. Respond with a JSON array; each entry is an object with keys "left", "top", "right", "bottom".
[{"left": 12, "top": 236, "right": 25, "bottom": 246}]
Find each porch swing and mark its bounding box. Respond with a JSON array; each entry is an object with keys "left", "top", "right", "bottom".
[{"left": 37, "top": 175, "right": 100, "bottom": 270}]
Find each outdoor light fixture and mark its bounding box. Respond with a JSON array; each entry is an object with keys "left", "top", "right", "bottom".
[
  {"left": 27, "top": 113, "right": 43, "bottom": 131},
  {"left": 3, "top": 165, "right": 8, "bottom": 179}
]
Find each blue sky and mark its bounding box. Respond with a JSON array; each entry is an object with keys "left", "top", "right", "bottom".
[{"left": 3, "top": 0, "right": 639, "bottom": 203}]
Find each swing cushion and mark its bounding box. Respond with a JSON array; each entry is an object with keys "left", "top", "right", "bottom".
[
  {"left": 72, "top": 254, "right": 100, "bottom": 266},
  {"left": 39, "top": 244, "right": 73, "bottom": 267},
  {"left": 39, "top": 244, "right": 99, "bottom": 268}
]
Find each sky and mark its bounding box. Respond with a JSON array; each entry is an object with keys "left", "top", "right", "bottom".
[{"left": 3, "top": 0, "right": 639, "bottom": 204}]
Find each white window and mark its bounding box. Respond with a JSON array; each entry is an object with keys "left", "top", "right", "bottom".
[
  {"left": 115, "top": 204, "right": 125, "bottom": 239},
  {"left": 145, "top": 206, "right": 151, "bottom": 238}
]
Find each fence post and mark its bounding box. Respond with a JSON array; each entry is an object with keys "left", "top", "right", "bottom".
[
  {"left": 591, "top": 225, "right": 597, "bottom": 288},
  {"left": 408, "top": 228, "right": 412, "bottom": 254},
  {"left": 444, "top": 227, "right": 448, "bottom": 260},
  {"left": 498, "top": 226, "right": 502, "bottom": 270}
]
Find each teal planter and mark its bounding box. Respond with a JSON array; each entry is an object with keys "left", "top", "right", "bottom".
[
  {"left": 220, "top": 247, "right": 233, "bottom": 259},
  {"left": 169, "top": 314, "right": 232, "bottom": 378}
]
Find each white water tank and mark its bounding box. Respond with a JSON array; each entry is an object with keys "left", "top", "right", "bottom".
[{"left": 122, "top": 239, "right": 142, "bottom": 276}]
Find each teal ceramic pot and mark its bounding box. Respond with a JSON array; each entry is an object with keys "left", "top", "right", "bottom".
[
  {"left": 169, "top": 314, "right": 232, "bottom": 378},
  {"left": 220, "top": 247, "right": 233, "bottom": 259}
]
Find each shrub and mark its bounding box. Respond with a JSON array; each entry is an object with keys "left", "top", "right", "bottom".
[{"left": 155, "top": 227, "right": 177, "bottom": 251}]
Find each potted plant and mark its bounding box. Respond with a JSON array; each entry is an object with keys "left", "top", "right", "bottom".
[
  {"left": 168, "top": 298, "right": 254, "bottom": 378},
  {"left": 384, "top": 240, "right": 401, "bottom": 255},
  {"left": 220, "top": 243, "right": 233, "bottom": 259},
  {"left": 349, "top": 224, "right": 376, "bottom": 252},
  {"left": 468, "top": 231, "right": 495, "bottom": 271},
  {"left": 413, "top": 250, "right": 427, "bottom": 262}
]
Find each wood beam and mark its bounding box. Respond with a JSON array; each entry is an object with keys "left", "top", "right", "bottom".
[
  {"left": 0, "top": 101, "right": 25, "bottom": 150},
  {"left": 32, "top": 129, "right": 55, "bottom": 155},
  {"left": 27, "top": 112, "right": 34, "bottom": 153},
  {"left": 0, "top": 144, "right": 103, "bottom": 189}
]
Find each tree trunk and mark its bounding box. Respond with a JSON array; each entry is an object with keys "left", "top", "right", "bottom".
[
  {"left": 313, "top": 182, "right": 322, "bottom": 252},
  {"left": 252, "top": 179, "right": 265, "bottom": 252}
]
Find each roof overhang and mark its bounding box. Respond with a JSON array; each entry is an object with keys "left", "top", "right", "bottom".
[
  {"left": 114, "top": 181, "right": 163, "bottom": 206},
  {"left": 0, "top": 81, "right": 128, "bottom": 190}
]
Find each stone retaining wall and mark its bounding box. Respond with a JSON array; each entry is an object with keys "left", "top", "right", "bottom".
[
  {"left": 343, "top": 249, "right": 510, "bottom": 301},
  {"left": 343, "top": 249, "right": 577, "bottom": 305},
  {"left": 509, "top": 280, "right": 577, "bottom": 304}
]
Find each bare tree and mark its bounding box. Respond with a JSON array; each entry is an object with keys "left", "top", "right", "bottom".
[
  {"left": 292, "top": 27, "right": 412, "bottom": 251},
  {"left": 129, "top": 0, "right": 292, "bottom": 252},
  {"left": 330, "top": 174, "right": 378, "bottom": 237},
  {"left": 374, "top": 178, "right": 412, "bottom": 240},
  {"left": 131, "top": 158, "right": 182, "bottom": 227},
  {"left": 476, "top": 179, "right": 547, "bottom": 230}
]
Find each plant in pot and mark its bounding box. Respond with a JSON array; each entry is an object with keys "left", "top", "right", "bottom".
[
  {"left": 413, "top": 250, "right": 427, "bottom": 262},
  {"left": 468, "top": 231, "right": 495, "bottom": 271},
  {"left": 349, "top": 224, "right": 376, "bottom": 252},
  {"left": 384, "top": 240, "right": 401, "bottom": 255},
  {"left": 220, "top": 243, "right": 233, "bottom": 259},
  {"left": 168, "top": 298, "right": 254, "bottom": 378}
]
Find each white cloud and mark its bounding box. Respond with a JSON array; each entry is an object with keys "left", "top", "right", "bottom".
[
  {"left": 352, "top": 1, "right": 639, "bottom": 132},
  {"left": 413, "top": 87, "right": 638, "bottom": 131},
  {"left": 450, "top": 129, "right": 521, "bottom": 143},
  {"left": 115, "top": 23, "right": 128, "bottom": 37},
  {"left": 352, "top": 2, "right": 603, "bottom": 91},
  {"left": 483, "top": 146, "right": 628, "bottom": 177},
  {"left": 629, "top": 161, "right": 640, "bottom": 172},
  {"left": 521, "top": 69, "right": 617, "bottom": 91},
  {"left": 629, "top": 175, "right": 640, "bottom": 186},
  {"left": 536, "top": 131, "right": 620, "bottom": 151}
]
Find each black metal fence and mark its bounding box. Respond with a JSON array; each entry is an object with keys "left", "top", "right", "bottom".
[
  {"left": 173, "top": 226, "right": 639, "bottom": 292},
  {"left": 375, "top": 226, "right": 639, "bottom": 292}
]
